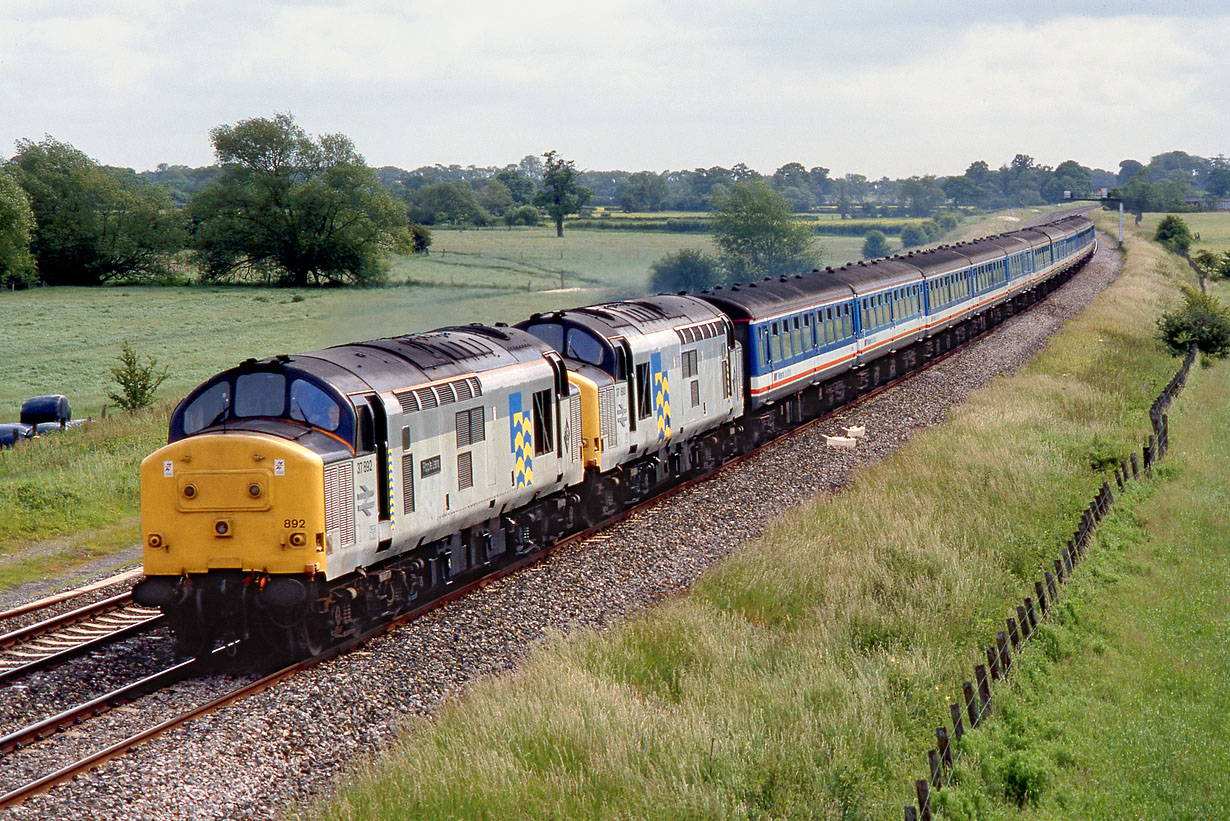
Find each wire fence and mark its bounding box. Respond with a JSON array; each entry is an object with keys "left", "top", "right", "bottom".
[{"left": 904, "top": 344, "right": 1198, "bottom": 821}]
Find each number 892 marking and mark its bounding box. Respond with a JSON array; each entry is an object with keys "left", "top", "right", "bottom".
[{"left": 284, "top": 518, "right": 306, "bottom": 529}]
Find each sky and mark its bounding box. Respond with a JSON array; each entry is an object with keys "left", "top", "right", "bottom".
[{"left": 1, "top": 1, "right": 1227, "bottom": 179}]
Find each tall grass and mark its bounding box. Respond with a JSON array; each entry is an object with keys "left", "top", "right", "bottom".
[{"left": 311, "top": 219, "right": 1187, "bottom": 817}]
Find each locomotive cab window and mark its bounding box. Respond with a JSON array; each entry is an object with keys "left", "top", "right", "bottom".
[
  {"left": 181, "top": 382, "right": 231, "bottom": 435},
  {"left": 235, "top": 372, "right": 286, "bottom": 418},
  {"left": 289, "top": 379, "right": 342, "bottom": 431}
]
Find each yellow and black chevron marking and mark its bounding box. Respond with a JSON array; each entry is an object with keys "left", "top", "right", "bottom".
[
  {"left": 509, "top": 392, "right": 534, "bottom": 487},
  {"left": 652, "top": 351, "right": 671, "bottom": 442},
  {"left": 388, "top": 460, "right": 396, "bottom": 530}
]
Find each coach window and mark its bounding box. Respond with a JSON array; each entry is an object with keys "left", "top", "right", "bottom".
[
  {"left": 758, "top": 328, "right": 770, "bottom": 368},
  {"left": 770, "top": 322, "right": 782, "bottom": 362},
  {"left": 781, "top": 320, "right": 794, "bottom": 359},
  {"left": 532, "top": 388, "right": 554, "bottom": 455},
  {"left": 802, "top": 314, "right": 814, "bottom": 349},
  {"left": 792, "top": 316, "right": 803, "bottom": 353}
]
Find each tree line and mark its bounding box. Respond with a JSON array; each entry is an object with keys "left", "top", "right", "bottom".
[{"left": 1, "top": 111, "right": 1225, "bottom": 289}]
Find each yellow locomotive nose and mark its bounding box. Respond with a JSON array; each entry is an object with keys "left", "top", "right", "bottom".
[{"left": 140, "top": 433, "right": 327, "bottom": 576}]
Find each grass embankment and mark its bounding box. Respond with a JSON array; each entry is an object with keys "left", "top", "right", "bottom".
[
  {"left": 935, "top": 343, "right": 1230, "bottom": 819},
  {"left": 309, "top": 222, "right": 1189, "bottom": 816},
  {"left": 929, "top": 214, "right": 1230, "bottom": 818}
]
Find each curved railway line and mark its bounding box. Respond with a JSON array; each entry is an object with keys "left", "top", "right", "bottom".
[{"left": 0, "top": 239, "right": 1095, "bottom": 809}]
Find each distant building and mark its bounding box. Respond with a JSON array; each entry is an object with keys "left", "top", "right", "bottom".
[{"left": 1184, "top": 197, "right": 1230, "bottom": 211}]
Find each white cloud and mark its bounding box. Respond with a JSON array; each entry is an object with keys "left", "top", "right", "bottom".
[{"left": 0, "top": 3, "right": 1226, "bottom": 174}]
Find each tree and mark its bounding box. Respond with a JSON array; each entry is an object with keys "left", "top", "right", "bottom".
[
  {"left": 108, "top": 341, "right": 170, "bottom": 412},
  {"left": 710, "top": 179, "right": 821, "bottom": 281},
  {"left": 0, "top": 172, "right": 36, "bottom": 287},
  {"left": 649, "top": 249, "right": 723, "bottom": 293},
  {"left": 409, "top": 182, "right": 491, "bottom": 225},
  {"left": 533, "top": 151, "right": 592, "bottom": 237},
  {"left": 5, "top": 138, "right": 179, "bottom": 285},
  {"left": 900, "top": 223, "right": 929, "bottom": 249},
  {"left": 494, "top": 169, "right": 536, "bottom": 205},
  {"left": 1117, "top": 159, "right": 1145, "bottom": 184},
  {"left": 617, "top": 171, "right": 668, "bottom": 212},
  {"left": 1155, "top": 215, "right": 1194, "bottom": 254},
  {"left": 862, "top": 230, "right": 891, "bottom": 260},
  {"left": 188, "top": 114, "right": 405, "bottom": 287},
  {"left": 1156, "top": 286, "right": 1230, "bottom": 359},
  {"left": 899, "top": 176, "right": 946, "bottom": 217}
]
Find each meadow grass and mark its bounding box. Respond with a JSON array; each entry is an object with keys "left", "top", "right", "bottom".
[
  {"left": 933, "top": 338, "right": 1229, "bottom": 819},
  {"left": 309, "top": 218, "right": 1187, "bottom": 817}
]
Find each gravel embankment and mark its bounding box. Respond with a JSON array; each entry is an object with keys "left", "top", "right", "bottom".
[{"left": 3, "top": 237, "right": 1121, "bottom": 820}]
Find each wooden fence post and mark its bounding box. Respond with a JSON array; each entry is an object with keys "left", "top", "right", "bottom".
[
  {"left": 949, "top": 703, "right": 964, "bottom": 741},
  {"left": 976, "top": 664, "right": 992, "bottom": 720},
  {"left": 937, "top": 727, "right": 953, "bottom": 767},
  {"left": 916, "top": 780, "right": 932, "bottom": 821},
  {"left": 986, "top": 645, "right": 1001, "bottom": 680},
  {"left": 928, "top": 749, "right": 942, "bottom": 788},
  {"left": 905, "top": 806, "right": 918, "bottom": 821},
  {"left": 1034, "top": 581, "right": 1048, "bottom": 615},
  {"left": 1054, "top": 558, "right": 1064, "bottom": 584},
  {"left": 1008, "top": 616, "right": 1021, "bottom": 647},
  {"left": 996, "top": 630, "right": 1012, "bottom": 674},
  {"left": 1045, "top": 571, "right": 1057, "bottom": 602},
  {"left": 963, "top": 681, "right": 979, "bottom": 728},
  {"left": 1130, "top": 452, "right": 1139, "bottom": 478}
]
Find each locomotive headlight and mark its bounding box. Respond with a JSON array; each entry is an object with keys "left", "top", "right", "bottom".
[
  {"left": 183, "top": 484, "right": 198, "bottom": 499},
  {"left": 248, "top": 483, "right": 263, "bottom": 498},
  {"left": 289, "top": 531, "right": 307, "bottom": 547},
  {"left": 147, "top": 533, "right": 163, "bottom": 548},
  {"left": 214, "top": 519, "right": 232, "bottom": 537}
]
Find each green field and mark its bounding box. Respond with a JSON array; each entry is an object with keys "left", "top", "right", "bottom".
[{"left": 309, "top": 214, "right": 1216, "bottom": 817}]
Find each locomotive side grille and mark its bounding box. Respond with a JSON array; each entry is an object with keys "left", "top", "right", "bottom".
[
  {"left": 691, "top": 379, "right": 700, "bottom": 408},
  {"left": 468, "top": 376, "right": 483, "bottom": 396},
  {"left": 401, "top": 453, "right": 415, "bottom": 513},
  {"left": 598, "top": 385, "right": 616, "bottom": 445},
  {"left": 323, "top": 462, "right": 355, "bottom": 550},
  {"left": 457, "top": 450, "right": 473, "bottom": 490},
  {"left": 453, "top": 379, "right": 473, "bottom": 401},
  {"left": 570, "top": 393, "right": 583, "bottom": 462}
]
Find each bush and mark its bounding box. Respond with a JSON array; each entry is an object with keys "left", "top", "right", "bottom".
[
  {"left": 503, "top": 205, "right": 542, "bottom": 227},
  {"left": 107, "top": 341, "right": 169, "bottom": 413},
  {"left": 861, "top": 230, "right": 891, "bottom": 260},
  {"left": 900, "top": 223, "right": 929, "bottom": 249},
  {"left": 1156, "top": 285, "right": 1230, "bottom": 358},
  {"left": 1155, "top": 215, "right": 1193, "bottom": 254},
  {"left": 649, "top": 249, "right": 723, "bottom": 294}
]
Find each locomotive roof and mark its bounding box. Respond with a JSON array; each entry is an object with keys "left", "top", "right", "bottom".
[
  {"left": 523, "top": 294, "right": 724, "bottom": 338},
  {"left": 246, "top": 325, "right": 553, "bottom": 397}
]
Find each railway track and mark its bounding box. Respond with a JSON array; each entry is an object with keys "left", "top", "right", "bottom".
[
  {"left": 0, "top": 592, "right": 164, "bottom": 685},
  {"left": 0, "top": 242, "right": 1095, "bottom": 809},
  {"left": 0, "top": 569, "right": 143, "bottom": 627}
]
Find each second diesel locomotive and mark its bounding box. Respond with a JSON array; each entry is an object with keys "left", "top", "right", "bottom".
[{"left": 134, "top": 215, "right": 1096, "bottom": 659}]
